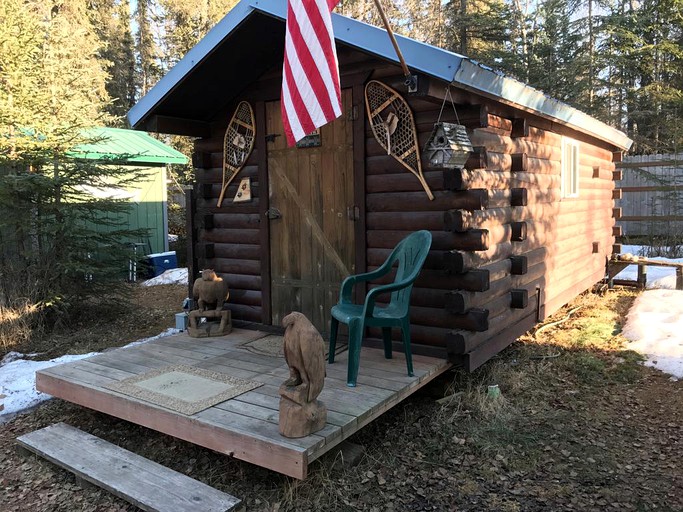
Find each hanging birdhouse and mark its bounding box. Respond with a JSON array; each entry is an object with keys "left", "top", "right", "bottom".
[{"left": 424, "top": 122, "right": 473, "bottom": 168}]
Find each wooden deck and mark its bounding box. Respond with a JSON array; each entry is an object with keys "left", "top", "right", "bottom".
[{"left": 36, "top": 329, "right": 451, "bottom": 479}]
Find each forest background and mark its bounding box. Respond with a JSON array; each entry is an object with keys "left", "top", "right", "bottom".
[{"left": 4, "top": 0, "right": 681, "bottom": 181}]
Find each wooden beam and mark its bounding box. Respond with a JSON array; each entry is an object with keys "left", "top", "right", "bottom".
[
  {"left": 612, "top": 226, "right": 622, "bottom": 237},
  {"left": 510, "top": 222, "right": 527, "bottom": 242},
  {"left": 510, "top": 289, "right": 528, "bottom": 309},
  {"left": 612, "top": 170, "right": 623, "bottom": 181},
  {"left": 465, "top": 147, "right": 488, "bottom": 170},
  {"left": 612, "top": 151, "right": 623, "bottom": 163},
  {"left": 612, "top": 189, "right": 623, "bottom": 200},
  {"left": 510, "top": 255, "right": 528, "bottom": 275},
  {"left": 612, "top": 207, "right": 622, "bottom": 219},
  {"left": 203, "top": 214, "right": 214, "bottom": 230},
  {"left": 511, "top": 188, "right": 528, "bottom": 207},
  {"left": 511, "top": 118, "right": 529, "bottom": 138},
  {"left": 592, "top": 241, "right": 600, "bottom": 254},
  {"left": 511, "top": 153, "right": 528, "bottom": 172},
  {"left": 145, "top": 115, "right": 211, "bottom": 137}
]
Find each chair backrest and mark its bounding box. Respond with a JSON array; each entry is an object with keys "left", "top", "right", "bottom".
[{"left": 386, "top": 230, "right": 432, "bottom": 316}]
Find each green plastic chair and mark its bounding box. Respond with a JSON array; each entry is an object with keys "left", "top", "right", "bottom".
[{"left": 328, "top": 230, "right": 433, "bottom": 387}]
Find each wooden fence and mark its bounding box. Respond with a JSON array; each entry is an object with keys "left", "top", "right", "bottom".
[{"left": 616, "top": 154, "right": 683, "bottom": 237}]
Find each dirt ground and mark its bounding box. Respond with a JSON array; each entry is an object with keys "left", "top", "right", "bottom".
[{"left": 0, "top": 286, "right": 681, "bottom": 511}]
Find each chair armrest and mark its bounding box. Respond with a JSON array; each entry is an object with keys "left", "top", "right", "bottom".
[
  {"left": 339, "top": 259, "right": 397, "bottom": 304},
  {"left": 362, "top": 277, "right": 416, "bottom": 316}
]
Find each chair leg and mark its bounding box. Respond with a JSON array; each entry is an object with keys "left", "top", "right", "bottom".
[
  {"left": 381, "top": 327, "right": 393, "bottom": 359},
  {"left": 401, "top": 320, "right": 414, "bottom": 377},
  {"left": 346, "top": 318, "right": 364, "bottom": 387},
  {"left": 328, "top": 318, "right": 339, "bottom": 364}
]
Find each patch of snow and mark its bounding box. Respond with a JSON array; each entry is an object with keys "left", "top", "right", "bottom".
[
  {"left": 0, "top": 328, "right": 180, "bottom": 421},
  {"left": 614, "top": 245, "right": 683, "bottom": 289},
  {"left": 0, "top": 352, "right": 97, "bottom": 419},
  {"left": 141, "top": 267, "right": 188, "bottom": 287},
  {"left": 622, "top": 289, "right": 683, "bottom": 380},
  {"left": 168, "top": 233, "right": 179, "bottom": 243}
]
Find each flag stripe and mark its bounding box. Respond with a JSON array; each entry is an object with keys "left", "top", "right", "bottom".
[
  {"left": 286, "top": 8, "right": 336, "bottom": 124},
  {"left": 281, "top": 0, "right": 342, "bottom": 146}
]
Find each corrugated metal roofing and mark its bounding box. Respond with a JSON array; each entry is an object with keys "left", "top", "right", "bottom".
[
  {"left": 72, "top": 127, "right": 189, "bottom": 165},
  {"left": 127, "top": 0, "right": 632, "bottom": 151}
]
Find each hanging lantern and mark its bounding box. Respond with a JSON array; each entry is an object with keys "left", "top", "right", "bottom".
[{"left": 424, "top": 122, "right": 473, "bottom": 168}]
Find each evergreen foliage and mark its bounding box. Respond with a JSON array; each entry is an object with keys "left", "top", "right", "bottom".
[{"left": 0, "top": 0, "right": 148, "bottom": 327}]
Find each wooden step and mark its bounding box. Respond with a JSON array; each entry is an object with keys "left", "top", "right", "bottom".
[{"left": 16, "top": 423, "right": 242, "bottom": 512}]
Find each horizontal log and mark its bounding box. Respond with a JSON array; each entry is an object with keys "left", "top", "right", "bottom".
[
  {"left": 208, "top": 258, "right": 262, "bottom": 276},
  {"left": 367, "top": 211, "right": 444, "bottom": 231},
  {"left": 197, "top": 165, "right": 259, "bottom": 183},
  {"left": 225, "top": 303, "right": 262, "bottom": 323},
  {"left": 511, "top": 222, "right": 527, "bottom": 242},
  {"left": 511, "top": 153, "right": 527, "bottom": 172},
  {"left": 207, "top": 213, "right": 261, "bottom": 230},
  {"left": 367, "top": 248, "right": 444, "bottom": 271},
  {"left": 201, "top": 229, "right": 260, "bottom": 245},
  {"left": 366, "top": 190, "right": 487, "bottom": 212},
  {"left": 220, "top": 273, "right": 262, "bottom": 291},
  {"left": 211, "top": 243, "right": 261, "bottom": 260},
  {"left": 613, "top": 226, "right": 622, "bottom": 237},
  {"left": 367, "top": 230, "right": 490, "bottom": 252},
  {"left": 613, "top": 207, "right": 622, "bottom": 219},
  {"left": 465, "top": 147, "right": 488, "bottom": 170},
  {"left": 446, "top": 295, "right": 538, "bottom": 356},
  {"left": 462, "top": 310, "right": 537, "bottom": 371},
  {"left": 511, "top": 118, "right": 529, "bottom": 138},
  {"left": 612, "top": 189, "right": 622, "bottom": 200},
  {"left": 228, "top": 289, "right": 262, "bottom": 306},
  {"left": 366, "top": 170, "right": 443, "bottom": 193},
  {"left": 408, "top": 305, "right": 489, "bottom": 331},
  {"left": 196, "top": 201, "right": 260, "bottom": 215},
  {"left": 511, "top": 289, "right": 528, "bottom": 309},
  {"left": 368, "top": 266, "right": 490, "bottom": 292},
  {"left": 613, "top": 170, "right": 623, "bottom": 181}
]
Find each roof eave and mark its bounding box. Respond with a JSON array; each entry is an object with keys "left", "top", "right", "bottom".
[{"left": 452, "top": 60, "right": 633, "bottom": 151}]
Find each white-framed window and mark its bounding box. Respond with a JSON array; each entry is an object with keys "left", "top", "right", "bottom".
[{"left": 561, "top": 137, "right": 580, "bottom": 198}]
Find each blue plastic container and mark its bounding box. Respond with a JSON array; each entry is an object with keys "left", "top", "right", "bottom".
[{"left": 146, "top": 251, "right": 177, "bottom": 277}]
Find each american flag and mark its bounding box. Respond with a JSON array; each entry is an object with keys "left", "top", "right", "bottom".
[{"left": 281, "top": 0, "right": 342, "bottom": 146}]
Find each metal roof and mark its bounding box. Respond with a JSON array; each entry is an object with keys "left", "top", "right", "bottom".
[
  {"left": 72, "top": 127, "right": 188, "bottom": 165},
  {"left": 128, "top": 0, "right": 632, "bottom": 151}
]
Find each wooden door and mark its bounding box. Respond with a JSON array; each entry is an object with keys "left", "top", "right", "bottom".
[{"left": 267, "top": 89, "right": 355, "bottom": 336}]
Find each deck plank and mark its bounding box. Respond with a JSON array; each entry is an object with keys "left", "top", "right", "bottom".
[
  {"left": 17, "top": 423, "right": 241, "bottom": 512},
  {"left": 37, "top": 332, "right": 452, "bottom": 479}
]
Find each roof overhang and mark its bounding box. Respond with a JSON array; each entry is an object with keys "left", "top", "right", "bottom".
[{"left": 128, "top": 0, "right": 632, "bottom": 151}]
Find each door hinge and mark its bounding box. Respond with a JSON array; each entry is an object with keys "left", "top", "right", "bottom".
[
  {"left": 347, "top": 106, "right": 358, "bottom": 121},
  {"left": 347, "top": 205, "right": 360, "bottom": 221}
]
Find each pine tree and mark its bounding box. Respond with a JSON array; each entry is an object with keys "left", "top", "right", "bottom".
[
  {"left": 0, "top": 0, "right": 149, "bottom": 324},
  {"left": 89, "top": 0, "right": 137, "bottom": 124}
]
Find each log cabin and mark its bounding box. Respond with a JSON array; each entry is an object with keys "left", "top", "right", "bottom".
[{"left": 127, "top": 0, "right": 633, "bottom": 371}]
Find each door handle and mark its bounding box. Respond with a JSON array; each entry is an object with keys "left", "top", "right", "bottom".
[{"left": 266, "top": 207, "right": 282, "bottom": 220}]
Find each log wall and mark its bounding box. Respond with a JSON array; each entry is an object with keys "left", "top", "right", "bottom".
[{"left": 190, "top": 44, "right": 622, "bottom": 371}]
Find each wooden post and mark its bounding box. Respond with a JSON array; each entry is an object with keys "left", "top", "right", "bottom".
[
  {"left": 186, "top": 187, "right": 198, "bottom": 303},
  {"left": 677, "top": 267, "right": 683, "bottom": 290},
  {"left": 637, "top": 264, "right": 647, "bottom": 289}
]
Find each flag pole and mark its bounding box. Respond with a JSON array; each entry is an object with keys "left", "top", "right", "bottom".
[{"left": 371, "top": 0, "right": 418, "bottom": 91}]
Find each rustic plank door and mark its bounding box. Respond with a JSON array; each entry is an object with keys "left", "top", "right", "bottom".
[{"left": 267, "top": 89, "right": 355, "bottom": 336}]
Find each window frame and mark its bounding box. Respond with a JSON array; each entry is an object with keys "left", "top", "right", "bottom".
[{"left": 561, "top": 136, "right": 580, "bottom": 199}]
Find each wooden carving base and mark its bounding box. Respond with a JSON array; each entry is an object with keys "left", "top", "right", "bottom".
[
  {"left": 278, "top": 384, "right": 327, "bottom": 438},
  {"left": 187, "top": 310, "right": 232, "bottom": 338}
]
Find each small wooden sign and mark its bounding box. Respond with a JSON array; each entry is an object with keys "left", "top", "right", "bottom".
[{"left": 233, "top": 177, "right": 252, "bottom": 203}]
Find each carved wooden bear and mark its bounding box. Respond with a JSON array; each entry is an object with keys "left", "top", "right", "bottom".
[{"left": 192, "top": 269, "right": 230, "bottom": 312}]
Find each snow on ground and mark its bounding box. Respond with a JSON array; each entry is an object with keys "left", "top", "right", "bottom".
[
  {"left": 141, "top": 267, "right": 188, "bottom": 287},
  {"left": 614, "top": 245, "right": 683, "bottom": 289},
  {"left": 0, "top": 327, "right": 180, "bottom": 421},
  {"left": 622, "top": 289, "right": 683, "bottom": 380}
]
